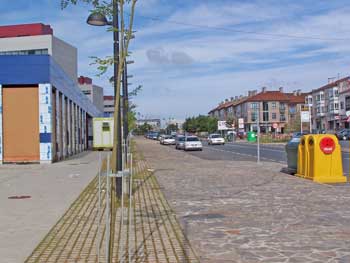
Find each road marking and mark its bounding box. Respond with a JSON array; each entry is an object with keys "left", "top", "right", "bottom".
[
  {"left": 224, "top": 143, "right": 285, "bottom": 153},
  {"left": 202, "top": 146, "right": 285, "bottom": 164}
]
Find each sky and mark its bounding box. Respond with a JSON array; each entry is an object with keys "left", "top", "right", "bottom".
[{"left": 1, "top": 0, "right": 350, "bottom": 120}]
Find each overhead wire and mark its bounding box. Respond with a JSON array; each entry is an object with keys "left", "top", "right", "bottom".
[{"left": 133, "top": 13, "right": 350, "bottom": 41}]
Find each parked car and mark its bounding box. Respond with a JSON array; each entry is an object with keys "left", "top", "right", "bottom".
[
  {"left": 336, "top": 129, "right": 350, "bottom": 140},
  {"left": 207, "top": 133, "right": 225, "bottom": 145},
  {"left": 161, "top": 135, "right": 175, "bottom": 145},
  {"left": 175, "top": 135, "right": 185, "bottom": 150},
  {"left": 150, "top": 132, "right": 159, "bottom": 140},
  {"left": 184, "top": 136, "right": 203, "bottom": 151},
  {"left": 237, "top": 131, "right": 247, "bottom": 139}
]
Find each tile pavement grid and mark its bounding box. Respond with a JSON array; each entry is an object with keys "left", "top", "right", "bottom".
[
  {"left": 25, "top": 145, "right": 199, "bottom": 263},
  {"left": 136, "top": 137, "right": 350, "bottom": 263}
]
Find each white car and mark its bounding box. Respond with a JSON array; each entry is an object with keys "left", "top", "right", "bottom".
[
  {"left": 208, "top": 134, "right": 225, "bottom": 145},
  {"left": 184, "top": 136, "right": 203, "bottom": 151},
  {"left": 161, "top": 135, "right": 176, "bottom": 145}
]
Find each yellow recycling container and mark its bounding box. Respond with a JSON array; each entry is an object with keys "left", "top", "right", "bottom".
[
  {"left": 307, "top": 134, "right": 346, "bottom": 184},
  {"left": 296, "top": 135, "right": 312, "bottom": 178}
]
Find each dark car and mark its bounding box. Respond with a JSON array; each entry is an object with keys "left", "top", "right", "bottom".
[{"left": 336, "top": 129, "right": 350, "bottom": 140}]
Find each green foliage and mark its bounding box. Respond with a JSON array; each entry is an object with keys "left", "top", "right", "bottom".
[
  {"left": 128, "top": 110, "right": 137, "bottom": 131},
  {"left": 183, "top": 115, "right": 218, "bottom": 133},
  {"left": 134, "top": 122, "right": 152, "bottom": 135},
  {"left": 128, "top": 85, "right": 142, "bottom": 98}
]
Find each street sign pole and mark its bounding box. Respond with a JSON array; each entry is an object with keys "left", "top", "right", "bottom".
[
  {"left": 257, "top": 104, "right": 260, "bottom": 164},
  {"left": 309, "top": 106, "right": 312, "bottom": 133}
]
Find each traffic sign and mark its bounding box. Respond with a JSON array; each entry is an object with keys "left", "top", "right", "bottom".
[
  {"left": 238, "top": 118, "right": 244, "bottom": 129},
  {"left": 301, "top": 111, "right": 310, "bottom": 122},
  {"left": 346, "top": 111, "right": 350, "bottom": 117}
]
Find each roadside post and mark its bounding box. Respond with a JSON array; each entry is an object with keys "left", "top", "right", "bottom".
[
  {"left": 347, "top": 111, "right": 350, "bottom": 183},
  {"left": 256, "top": 103, "right": 260, "bottom": 164}
]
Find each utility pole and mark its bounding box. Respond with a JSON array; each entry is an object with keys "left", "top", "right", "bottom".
[
  {"left": 113, "top": 0, "right": 123, "bottom": 198},
  {"left": 121, "top": 36, "right": 129, "bottom": 164}
]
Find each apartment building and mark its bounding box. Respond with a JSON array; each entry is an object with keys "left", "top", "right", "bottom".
[
  {"left": 309, "top": 77, "right": 350, "bottom": 131},
  {"left": 78, "top": 76, "right": 104, "bottom": 113},
  {"left": 209, "top": 87, "right": 306, "bottom": 133},
  {"left": 104, "top": 96, "right": 115, "bottom": 117}
]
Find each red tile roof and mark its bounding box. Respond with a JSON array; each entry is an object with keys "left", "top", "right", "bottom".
[
  {"left": 312, "top": 76, "right": 350, "bottom": 93},
  {"left": 246, "top": 91, "right": 290, "bottom": 102},
  {"left": 104, "top": 96, "right": 114, "bottom": 100},
  {"left": 208, "top": 97, "right": 248, "bottom": 114},
  {"left": 286, "top": 93, "right": 307, "bottom": 104}
]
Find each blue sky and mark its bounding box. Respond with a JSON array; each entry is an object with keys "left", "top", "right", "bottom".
[{"left": 1, "top": 0, "right": 350, "bottom": 120}]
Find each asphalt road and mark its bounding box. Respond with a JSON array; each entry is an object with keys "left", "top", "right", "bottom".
[{"left": 183, "top": 141, "right": 350, "bottom": 176}]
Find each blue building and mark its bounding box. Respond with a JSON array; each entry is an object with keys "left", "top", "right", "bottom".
[{"left": 0, "top": 23, "right": 101, "bottom": 164}]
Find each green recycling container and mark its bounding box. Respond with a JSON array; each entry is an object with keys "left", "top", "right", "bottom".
[{"left": 247, "top": 131, "right": 257, "bottom": 142}]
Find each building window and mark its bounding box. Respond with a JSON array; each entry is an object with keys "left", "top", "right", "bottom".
[
  {"left": 280, "top": 114, "right": 286, "bottom": 121},
  {"left": 272, "top": 113, "right": 276, "bottom": 120},
  {"left": 341, "top": 101, "right": 344, "bottom": 110},
  {"left": 250, "top": 102, "right": 258, "bottom": 109},
  {"left": 0, "top": 49, "right": 49, "bottom": 55},
  {"left": 320, "top": 92, "right": 325, "bottom": 100},
  {"left": 346, "top": 96, "right": 350, "bottom": 111},
  {"left": 102, "top": 122, "right": 110, "bottom": 132},
  {"left": 335, "top": 102, "right": 339, "bottom": 110},
  {"left": 83, "top": 90, "right": 91, "bottom": 95},
  {"left": 263, "top": 112, "right": 269, "bottom": 122},
  {"left": 263, "top": 102, "right": 269, "bottom": 111},
  {"left": 251, "top": 112, "right": 257, "bottom": 122},
  {"left": 334, "top": 89, "right": 339, "bottom": 97},
  {"left": 272, "top": 102, "right": 276, "bottom": 109},
  {"left": 280, "top": 102, "right": 285, "bottom": 110}
]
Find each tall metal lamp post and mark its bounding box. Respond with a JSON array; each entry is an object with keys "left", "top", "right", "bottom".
[{"left": 87, "top": 4, "right": 123, "bottom": 196}]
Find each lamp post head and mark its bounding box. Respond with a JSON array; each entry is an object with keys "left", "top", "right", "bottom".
[{"left": 87, "top": 13, "right": 110, "bottom": 26}]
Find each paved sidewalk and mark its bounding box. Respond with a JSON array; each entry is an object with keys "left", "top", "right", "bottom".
[
  {"left": 136, "top": 137, "right": 350, "bottom": 263},
  {"left": 0, "top": 151, "right": 104, "bottom": 263},
  {"left": 23, "top": 147, "right": 198, "bottom": 263}
]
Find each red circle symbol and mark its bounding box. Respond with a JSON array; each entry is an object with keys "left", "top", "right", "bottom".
[{"left": 319, "top": 137, "right": 335, "bottom": 154}]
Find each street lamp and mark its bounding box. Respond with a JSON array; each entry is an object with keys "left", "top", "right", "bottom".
[
  {"left": 86, "top": 5, "right": 123, "bottom": 198},
  {"left": 86, "top": 13, "right": 112, "bottom": 26}
]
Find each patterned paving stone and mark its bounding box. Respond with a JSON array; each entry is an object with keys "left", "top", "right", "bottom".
[
  {"left": 136, "top": 137, "right": 350, "bottom": 263},
  {"left": 25, "top": 146, "right": 199, "bottom": 263}
]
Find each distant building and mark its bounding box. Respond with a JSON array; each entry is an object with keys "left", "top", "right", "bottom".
[
  {"left": 136, "top": 119, "right": 161, "bottom": 131},
  {"left": 104, "top": 96, "right": 115, "bottom": 117},
  {"left": 209, "top": 87, "right": 306, "bottom": 133},
  {"left": 78, "top": 76, "right": 104, "bottom": 113},
  {"left": 309, "top": 76, "right": 350, "bottom": 131}
]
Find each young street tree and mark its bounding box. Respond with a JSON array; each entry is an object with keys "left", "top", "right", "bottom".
[{"left": 61, "top": 0, "right": 138, "bottom": 171}]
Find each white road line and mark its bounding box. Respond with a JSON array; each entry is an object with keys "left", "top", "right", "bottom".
[
  {"left": 224, "top": 143, "right": 285, "bottom": 153},
  {"left": 202, "top": 146, "right": 284, "bottom": 163}
]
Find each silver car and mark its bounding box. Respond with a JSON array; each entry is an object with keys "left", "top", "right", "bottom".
[
  {"left": 161, "top": 135, "right": 176, "bottom": 145},
  {"left": 184, "top": 136, "right": 203, "bottom": 151},
  {"left": 208, "top": 133, "right": 225, "bottom": 145},
  {"left": 175, "top": 135, "right": 185, "bottom": 150}
]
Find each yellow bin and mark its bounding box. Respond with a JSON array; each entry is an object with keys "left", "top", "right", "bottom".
[
  {"left": 296, "top": 135, "right": 312, "bottom": 178},
  {"left": 307, "top": 134, "right": 346, "bottom": 184}
]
